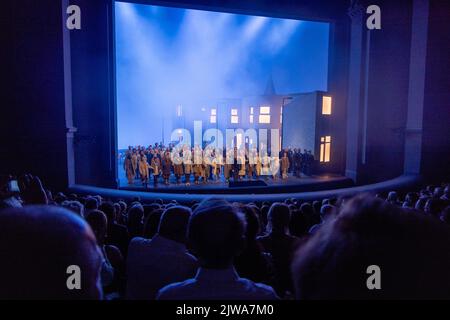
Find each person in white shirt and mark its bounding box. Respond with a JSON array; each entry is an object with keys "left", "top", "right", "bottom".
[
  {"left": 126, "top": 206, "right": 197, "bottom": 300},
  {"left": 157, "top": 199, "right": 279, "bottom": 300}
]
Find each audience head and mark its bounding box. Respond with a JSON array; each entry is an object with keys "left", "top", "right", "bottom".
[
  {"left": 289, "top": 209, "right": 309, "bottom": 237},
  {"left": 433, "top": 187, "right": 444, "bottom": 199},
  {"left": 300, "top": 202, "right": 320, "bottom": 227},
  {"left": 143, "top": 208, "right": 164, "bottom": 239},
  {"left": 415, "top": 197, "right": 428, "bottom": 211},
  {"left": 267, "top": 203, "right": 291, "bottom": 233},
  {"left": 68, "top": 193, "right": 78, "bottom": 201},
  {"left": 99, "top": 201, "right": 116, "bottom": 225},
  {"left": 53, "top": 192, "right": 67, "bottom": 204},
  {"left": 128, "top": 204, "right": 144, "bottom": 227},
  {"left": 113, "top": 202, "right": 121, "bottom": 219},
  {"left": 188, "top": 198, "right": 246, "bottom": 269},
  {"left": 0, "top": 206, "right": 102, "bottom": 299},
  {"left": 292, "top": 195, "right": 450, "bottom": 299},
  {"left": 157, "top": 206, "right": 192, "bottom": 244},
  {"left": 403, "top": 192, "right": 418, "bottom": 208},
  {"left": 143, "top": 203, "right": 161, "bottom": 218},
  {"left": 239, "top": 205, "right": 260, "bottom": 241},
  {"left": 440, "top": 206, "right": 450, "bottom": 224},
  {"left": 85, "top": 209, "right": 108, "bottom": 245},
  {"left": 320, "top": 204, "right": 337, "bottom": 222},
  {"left": 85, "top": 197, "right": 99, "bottom": 211},
  {"left": 118, "top": 200, "right": 127, "bottom": 214},
  {"left": 312, "top": 201, "right": 321, "bottom": 214},
  {"left": 442, "top": 185, "right": 449, "bottom": 199},
  {"left": 61, "top": 200, "right": 85, "bottom": 218},
  {"left": 424, "top": 198, "right": 444, "bottom": 218},
  {"left": 386, "top": 191, "right": 398, "bottom": 204},
  {"left": 94, "top": 195, "right": 102, "bottom": 207}
]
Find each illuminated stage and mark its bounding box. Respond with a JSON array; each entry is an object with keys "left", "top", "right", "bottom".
[{"left": 118, "top": 170, "right": 353, "bottom": 194}]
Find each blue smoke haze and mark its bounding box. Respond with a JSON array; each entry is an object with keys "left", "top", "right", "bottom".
[{"left": 115, "top": 2, "right": 329, "bottom": 149}]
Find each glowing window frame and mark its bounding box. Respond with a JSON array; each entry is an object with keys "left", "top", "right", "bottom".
[
  {"left": 259, "top": 106, "right": 271, "bottom": 124},
  {"left": 210, "top": 108, "right": 217, "bottom": 123},
  {"left": 231, "top": 108, "right": 239, "bottom": 124},
  {"left": 322, "top": 96, "right": 332, "bottom": 115},
  {"left": 320, "top": 136, "right": 331, "bottom": 162}
]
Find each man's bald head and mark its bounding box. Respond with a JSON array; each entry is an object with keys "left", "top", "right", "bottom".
[{"left": 0, "top": 206, "right": 102, "bottom": 299}]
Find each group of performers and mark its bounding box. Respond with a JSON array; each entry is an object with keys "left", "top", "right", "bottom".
[{"left": 121, "top": 143, "right": 315, "bottom": 187}]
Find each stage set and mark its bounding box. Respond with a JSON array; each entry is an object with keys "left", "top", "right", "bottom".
[
  {"left": 114, "top": 2, "right": 345, "bottom": 195},
  {"left": 118, "top": 167, "right": 353, "bottom": 194}
]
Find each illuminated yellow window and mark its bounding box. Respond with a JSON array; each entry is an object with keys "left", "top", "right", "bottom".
[
  {"left": 231, "top": 108, "right": 239, "bottom": 124},
  {"left": 249, "top": 107, "right": 254, "bottom": 123},
  {"left": 259, "top": 106, "right": 271, "bottom": 124},
  {"left": 320, "top": 136, "right": 331, "bottom": 162},
  {"left": 322, "top": 96, "right": 332, "bottom": 115},
  {"left": 210, "top": 108, "right": 217, "bottom": 123}
]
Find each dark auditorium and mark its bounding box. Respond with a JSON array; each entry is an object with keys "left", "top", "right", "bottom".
[{"left": 1, "top": 0, "right": 450, "bottom": 307}]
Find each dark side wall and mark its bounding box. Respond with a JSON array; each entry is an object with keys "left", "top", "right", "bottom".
[
  {"left": 0, "top": 0, "right": 68, "bottom": 190},
  {"left": 355, "top": 0, "right": 450, "bottom": 184},
  {"left": 421, "top": 0, "right": 450, "bottom": 181},
  {"left": 358, "top": 0, "right": 412, "bottom": 183},
  {"left": 69, "top": 0, "right": 118, "bottom": 188}
]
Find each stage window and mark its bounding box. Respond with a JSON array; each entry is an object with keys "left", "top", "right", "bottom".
[
  {"left": 231, "top": 108, "right": 239, "bottom": 124},
  {"left": 259, "top": 106, "right": 271, "bottom": 124},
  {"left": 320, "top": 136, "right": 331, "bottom": 162},
  {"left": 250, "top": 107, "right": 254, "bottom": 123},
  {"left": 210, "top": 108, "right": 217, "bottom": 123},
  {"left": 322, "top": 96, "right": 332, "bottom": 115}
]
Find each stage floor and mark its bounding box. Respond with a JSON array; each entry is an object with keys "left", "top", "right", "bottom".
[{"left": 118, "top": 170, "right": 354, "bottom": 194}]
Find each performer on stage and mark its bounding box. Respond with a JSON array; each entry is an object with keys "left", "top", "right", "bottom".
[
  {"left": 223, "top": 149, "right": 233, "bottom": 183},
  {"left": 139, "top": 153, "right": 150, "bottom": 186},
  {"left": 203, "top": 154, "right": 210, "bottom": 183},
  {"left": 193, "top": 162, "right": 202, "bottom": 185},
  {"left": 238, "top": 149, "right": 246, "bottom": 180},
  {"left": 131, "top": 151, "right": 138, "bottom": 180},
  {"left": 193, "top": 146, "right": 203, "bottom": 185},
  {"left": 162, "top": 151, "right": 172, "bottom": 185},
  {"left": 150, "top": 154, "right": 161, "bottom": 185},
  {"left": 173, "top": 151, "right": 184, "bottom": 185},
  {"left": 281, "top": 151, "right": 290, "bottom": 179},
  {"left": 293, "top": 148, "right": 302, "bottom": 178},
  {"left": 255, "top": 152, "right": 262, "bottom": 179},
  {"left": 184, "top": 162, "right": 192, "bottom": 186},
  {"left": 246, "top": 151, "right": 254, "bottom": 180},
  {"left": 211, "top": 150, "right": 221, "bottom": 181},
  {"left": 270, "top": 156, "right": 279, "bottom": 180},
  {"left": 261, "top": 153, "right": 270, "bottom": 180},
  {"left": 183, "top": 146, "right": 193, "bottom": 186},
  {"left": 123, "top": 143, "right": 308, "bottom": 187},
  {"left": 124, "top": 153, "right": 134, "bottom": 185}
]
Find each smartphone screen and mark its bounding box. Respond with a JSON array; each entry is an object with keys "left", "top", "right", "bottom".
[{"left": 8, "top": 180, "right": 20, "bottom": 193}]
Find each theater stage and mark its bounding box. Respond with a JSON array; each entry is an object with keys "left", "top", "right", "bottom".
[{"left": 118, "top": 171, "right": 354, "bottom": 195}]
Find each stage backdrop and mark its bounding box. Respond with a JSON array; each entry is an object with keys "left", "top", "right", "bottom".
[{"left": 115, "top": 1, "right": 330, "bottom": 149}]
